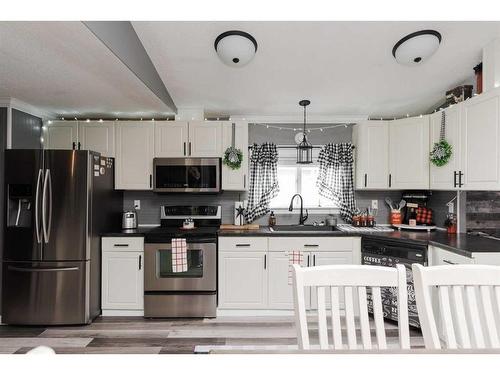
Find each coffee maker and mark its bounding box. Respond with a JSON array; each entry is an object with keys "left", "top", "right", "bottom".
[{"left": 402, "top": 191, "right": 432, "bottom": 225}]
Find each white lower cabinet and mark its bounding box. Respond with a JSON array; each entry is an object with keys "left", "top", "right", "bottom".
[
  {"left": 101, "top": 237, "right": 144, "bottom": 315},
  {"left": 218, "top": 236, "right": 359, "bottom": 311},
  {"left": 218, "top": 250, "right": 268, "bottom": 309},
  {"left": 267, "top": 251, "right": 309, "bottom": 310}
]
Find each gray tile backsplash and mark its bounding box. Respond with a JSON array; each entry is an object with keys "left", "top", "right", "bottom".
[{"left": 123, "top": 191, "right": 244, "bottom": 225}]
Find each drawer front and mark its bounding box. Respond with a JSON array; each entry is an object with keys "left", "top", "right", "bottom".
[
  {"left": 434, "top": 247, "right": 474, "bottom": 265},
  {"left": 218, "top": 237, "right": 268, "bottom": 252},
  {"left": 102, "top": 237, "right": 144, "bottom": 252},
  {"left": 268, "top": 237, "right": 354, "bottom": 252}
]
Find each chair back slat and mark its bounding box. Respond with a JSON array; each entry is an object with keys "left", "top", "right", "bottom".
[
  {"left": 465, "top": 286, "right": 485, "bottom": 348},
  {"left": 438, "top": 286, "right": 457, "bottom": 349},
  {"left": 292, "top": 264, "right": 409, "bottom": 351},
  {"left": 396, "top": 264, "right": 410, "bottom": 349},
  {"left": 480, "top": 286, "right": 499, "bottom": 348},
  {"left": 451, "top": 286, "right": 471, "bottom": 348},
  {"left": 317, "top": 286, "right": 329, "bottom": 349},
  {"left": 371, "top": 286, "right": 387, "bottom": 349},
  {"left": 330, "top": 286, "right": 343, "bottom": 349},
  {"left": 413, "top": 264, "right": 500, "bottom": 350},
  {"left": 344, "top": 286, "right": 357, "bottom": 349},
  {"left": 357, "top": 286, "right": 372, "bottom": 349}
]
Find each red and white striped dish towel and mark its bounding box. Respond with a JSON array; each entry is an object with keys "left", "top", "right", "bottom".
[
  {"left": 171, "top": 238, "right": 188, "bottom": 273},
  {"left": 288, "top": 251, "right": 304, "bottom": 285}
]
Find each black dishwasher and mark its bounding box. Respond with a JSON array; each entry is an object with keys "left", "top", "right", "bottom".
[{"left": 361, "top": 237, "right": 427, "bottom": 328}]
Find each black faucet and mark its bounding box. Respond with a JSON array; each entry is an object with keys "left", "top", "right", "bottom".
[{"left": 289, "top": 194, "right": 308, "bottom": 225}]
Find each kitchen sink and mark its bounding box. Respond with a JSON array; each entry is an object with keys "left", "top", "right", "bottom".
[{"left": 269, "top": 225, "right": 338, "bottom": 233}]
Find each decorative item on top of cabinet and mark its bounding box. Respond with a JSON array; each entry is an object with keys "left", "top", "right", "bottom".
[
  {"left": 115, "top": 121, "right": 154, "bottom": 190},
  {"left": 353, "top": 121, "right": 389, "bottom": 189},
  {"left": 222, "top": 122, "right": 248, "bottom": 190},
  {"left": 389, "top": 116, "right": 430, "bottom": 189},
  {"left": 430, "top": 105, "right": 461, "bottom": 190}
]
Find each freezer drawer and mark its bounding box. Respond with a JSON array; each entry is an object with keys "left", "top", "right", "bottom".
[{"left": 1, "top": 260, "right": 90, "bottom": 325}]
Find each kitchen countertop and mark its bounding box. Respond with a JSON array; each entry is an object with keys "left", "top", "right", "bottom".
[
  {"left": 101, "top": 227, "right": 500, "bottom": 257},
  {"left": 218, "top": 227, "right": 500, "bottom": 257}
]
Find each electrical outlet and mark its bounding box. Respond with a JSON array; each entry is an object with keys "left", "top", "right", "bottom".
[
  {"left": 134, "top": 200, "right": 141, "bottom": 210},
  {"left": 371, "top": 200, "right": 378, "bottom": 210}
]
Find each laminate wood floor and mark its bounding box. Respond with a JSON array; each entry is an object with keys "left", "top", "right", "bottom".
[{"left": 0, "top": 316, "right": 424, "bottom": 354}]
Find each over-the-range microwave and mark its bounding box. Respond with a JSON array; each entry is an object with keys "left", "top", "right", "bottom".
[{"left": 153, "top": 157, "right": 221, "bottom": 193}]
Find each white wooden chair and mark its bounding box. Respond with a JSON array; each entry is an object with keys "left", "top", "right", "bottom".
[
  {"left": 413, "top": 264, "right": 500, "bottom": 350},
  {"left": 292, "top": 264, "right": 410, "bottom": 350}
]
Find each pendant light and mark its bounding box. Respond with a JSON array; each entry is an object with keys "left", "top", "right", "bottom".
[{"left": 297, "top": 100, "right": 313, "bottom": 164}]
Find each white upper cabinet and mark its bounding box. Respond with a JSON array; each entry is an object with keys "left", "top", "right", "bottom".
[
  {"left": 389, "top": 116, "right": 430, "bottom": 189},
  {"left": 188, "top": 121, "right": 223, "bottom": 157},
  {"left": 78, "top": 121, "right": 115, "bottom": 157},
  {"left": 154, "top": 121, "right": 189, "bottom": 157},
  {"left": 221, "top": 121, "right": 248, "bottom": 190},
  {"left": 115, "top": 121, "right": 155, "bottom": 190},
  {"left": 353, "top": 121, "right": 389, "bottom": 189},
  {"left": 429, "top": 105, "right": 461, "bottom": 190},
  {"left": 45, "top": 121, "right": 78, "bottom": 150},
  {"left": 460, "top": 90, "right": 500, "bottom": 190}
]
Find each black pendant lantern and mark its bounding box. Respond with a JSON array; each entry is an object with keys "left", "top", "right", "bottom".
[{"left": 297, "top": 99, "right": 313, "bottom": 164}]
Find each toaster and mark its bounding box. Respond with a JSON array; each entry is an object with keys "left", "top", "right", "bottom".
[{"left": 122, "top": 211, "right": 138, "bottom": 229}]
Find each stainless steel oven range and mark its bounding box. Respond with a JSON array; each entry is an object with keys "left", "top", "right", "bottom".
[{"left": 143, "top": 205, "right": 221, "bottom": 318}]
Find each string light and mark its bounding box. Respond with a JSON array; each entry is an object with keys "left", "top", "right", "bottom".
[{"left": 251, "top": 122, "right": 355, "bottom": 132}]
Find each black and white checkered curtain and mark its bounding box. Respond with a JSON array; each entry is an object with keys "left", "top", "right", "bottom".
[
  {"left": 316, "top": 143, "right": 356, "bottom": 222},
  {"left": 244, "top": 143, "right": 279, "bottom": 223}
]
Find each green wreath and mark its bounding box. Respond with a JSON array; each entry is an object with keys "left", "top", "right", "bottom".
[
  {"left": 430, "top": 140, "right": 452, "bottom": 167},
  {"left": 223, "top": 147, "right": 243, "bottom": 170}
]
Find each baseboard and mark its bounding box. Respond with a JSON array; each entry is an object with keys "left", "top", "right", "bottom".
[
  {"left": 102, "top": 309, "right": 144, "bottom": 317},
  {"left": 216, "top": 309, "right": 295, "bottom": 317}
]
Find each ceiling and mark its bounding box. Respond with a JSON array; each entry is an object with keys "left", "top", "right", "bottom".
[
  {"left": 2, "top": 21, "right": 500, "bottom": 119},
  {"left": 0, "top": 22, "right": 170, "bottom": 118}
]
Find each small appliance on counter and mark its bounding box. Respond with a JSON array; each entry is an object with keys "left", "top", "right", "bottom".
[{"left": 122, "top": 210, "right": 138, "bottom": 229}]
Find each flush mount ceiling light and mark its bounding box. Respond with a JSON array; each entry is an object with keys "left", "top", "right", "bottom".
[
  {"left": 392, "top": 30, "right": 442, "bottom": 66},
  {"left": 214, "top": 30, "right": 258, "bottom": 67},
  {"left": 297, "top": 100, "right": 313, "bottom": 164}
]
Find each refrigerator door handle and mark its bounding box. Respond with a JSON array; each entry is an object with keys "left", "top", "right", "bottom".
[
  {"left": 35, "top": 169, "right": 43, "bottom": 245},
  {"left": 42, "top": 169, "right": 53, "bottom": 244},
  {"left": 8, "top": 265, "right": 79, "bottom": 273}
]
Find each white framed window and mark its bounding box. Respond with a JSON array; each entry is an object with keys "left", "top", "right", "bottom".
[{"left": 270, "top": 148, "right": 338, "bottom": 210}]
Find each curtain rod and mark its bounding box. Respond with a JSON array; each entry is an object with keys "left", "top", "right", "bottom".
[{"left": 247, "top": 144, "right": 355, "bottom": 149}]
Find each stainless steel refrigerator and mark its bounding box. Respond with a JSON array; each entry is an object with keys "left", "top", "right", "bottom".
[{"left": 2, "top": 149, "right": 122, "bottom": 325}]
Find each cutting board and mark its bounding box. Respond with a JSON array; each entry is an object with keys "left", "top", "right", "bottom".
[{"left": 220, "top": 224, "right": 260, "bottom": 231}]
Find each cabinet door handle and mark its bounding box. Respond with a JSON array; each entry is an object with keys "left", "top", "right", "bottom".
[
  {"left": 113, "top": 244, "right": 129, "bottom": 247},
  {"left": 459, "top": 171, "right": 464, "bottom": 188},
  {"left": 235, "top": 243, "right": 251, "bottom": 247},
  {"left": 149, "top": 174, "right": 153, "bottom": 188},
  {"left": 72, "top": 142, "right": 76, "bottom": 150},
  {"left": 313, "top": 254, "right": 316, "bottom": 266},
  {"left": 189, "top": 142, "right": 192, "bottom": 156},
  {"left": 78, "top": 142, "right": 81, "bottom": 150},
  {"left": 453, "top": 171, "right": 457, "bottom": 188},
  {"left": 244, "top": 174, "right": 246, "bottom": 189},
  {"left": 442, "top": 259, "right": 457, "bottom": 265},
  {"left": 264, "top": 254, "right": 267, "bottom": 270},
  {"left": 139, "top": 255, "right": 142, "bottom": 270},
  {"left": 183, "top": 142, "right": 186, "bottom": 156},
  {"left": 389, "top": 174, "right": 392, "bottom": 188},
  {"left": 307, "top": 255, "right": 310, "bottom": 267},
  {"left": 364, "top": 173, "right": 367, "bottom": 187},
  {"left": 304, "top": 244, "right": 319, "bottom": 248}
]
